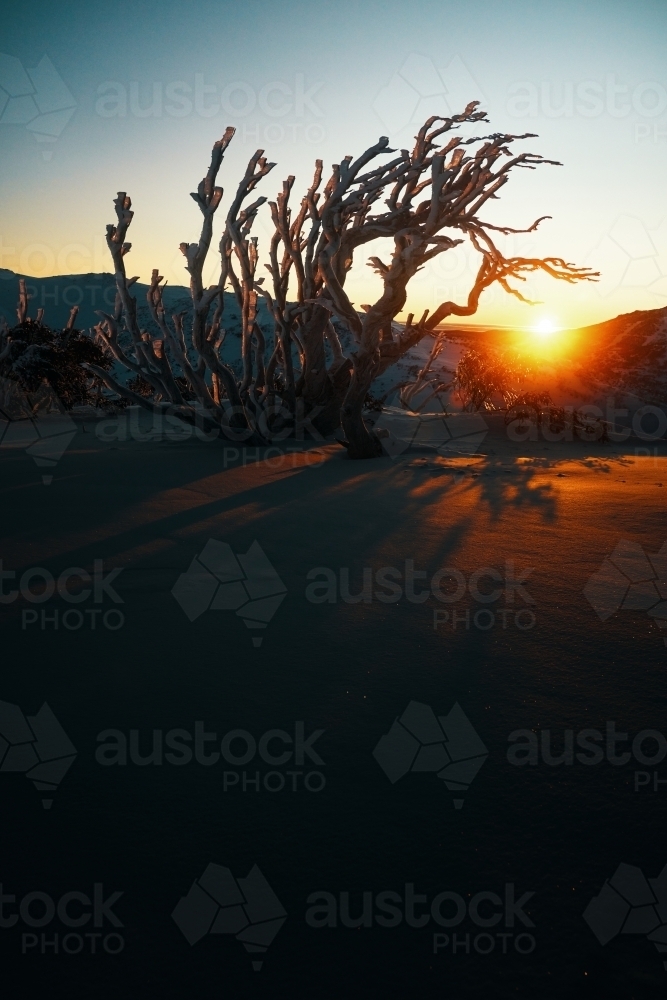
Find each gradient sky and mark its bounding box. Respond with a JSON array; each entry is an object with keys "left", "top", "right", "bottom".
[{"left": 0, "top": 0, "right": 666, "bottom": 329}]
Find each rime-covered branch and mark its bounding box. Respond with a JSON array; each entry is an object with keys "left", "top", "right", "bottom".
[{"left": 88, "top": 109, "right": 595, "bottom": 457}]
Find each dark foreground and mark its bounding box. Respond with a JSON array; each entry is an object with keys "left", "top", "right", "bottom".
[{"left": 0, "top": 417, "right": 666, "bottom": 999}]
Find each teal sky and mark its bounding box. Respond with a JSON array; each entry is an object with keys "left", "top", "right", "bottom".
[{"left": 1, "top": 0, "right": 666, "bottom": 328}]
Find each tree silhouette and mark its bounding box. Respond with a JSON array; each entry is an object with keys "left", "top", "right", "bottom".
[{"left": 83, "top": 106, "right": 598, "bottom": 457}]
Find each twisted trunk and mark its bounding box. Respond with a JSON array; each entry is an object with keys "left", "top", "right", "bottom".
[
  {"left": 300, "top": 306, "right": 331, "bottom": 407},
  {"left": 341, "top": 254, "right": 412, "bottom": 458},
  {"left": 341, "top": 351, "right": 383, "bottom": 458}
]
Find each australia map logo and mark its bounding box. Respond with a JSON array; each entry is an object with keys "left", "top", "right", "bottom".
[
  {"left": 0, "top": 53, "right": 76, "bottom": 159},
  {"left": 172, "top": 863, "right": 287, "bottom": 972},
  {"left": 0, "top": 699, "right": 77, "bottom": 809},
  {"left": 584, "top": 862, "right": 667, "bottom": 972},
  {"left": 584, "top": 539, "right": 667, "bottom": 646},
  {"left": 171, "top": 540, "right": 287, "bottom": 647},
  {"left": 0, "top": 378, "right": 76, "bottom": 485},
  {"left": 373, "top": 700, "right": 488, "bottom": 809}
]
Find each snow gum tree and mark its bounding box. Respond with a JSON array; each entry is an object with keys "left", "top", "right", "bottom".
[{"left": 85, "top": 105, "right": 597, "bottom": 458}]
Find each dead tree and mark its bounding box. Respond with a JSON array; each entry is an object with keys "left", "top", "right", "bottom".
[
  {"left": 17, "top": 279, "right": 29, "bottom": 325},
  {"left": 87, "top": 131, "right": 260, "bottom": 439},
  {"left": 84, "top": 107, "right": 597, "bottom": 456},
  {"left": 278, "top": 106, "right": 597, "bottom": 455}
]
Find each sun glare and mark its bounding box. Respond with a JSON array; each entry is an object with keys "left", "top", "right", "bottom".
[{"left": 533, "top": 317, "right": 560, "bottom": 339}]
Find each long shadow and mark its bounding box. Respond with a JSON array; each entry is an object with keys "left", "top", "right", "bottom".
[
  {"left": 415, "top": 455, "right": 558, "bottom": 523},
  {"left": 0, "top": 430, "right": 611, "bottom": 579}
]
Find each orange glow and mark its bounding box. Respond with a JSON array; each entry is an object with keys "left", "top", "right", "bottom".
[{"left": 511, "top": 316, "right": 576, "bottom": 362}]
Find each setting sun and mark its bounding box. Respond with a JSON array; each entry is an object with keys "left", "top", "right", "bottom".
[{"left": 533, "top": 317, "right": 560, "bottom": 339}]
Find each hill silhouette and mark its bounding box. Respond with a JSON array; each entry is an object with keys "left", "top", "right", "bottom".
[{"left": 2, "top": 270, "right": 666, "bottom": 406}]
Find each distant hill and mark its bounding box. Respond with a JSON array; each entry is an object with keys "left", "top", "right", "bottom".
[
  {"left": 0, "top": 269, "right": 274, "bottom": 380},
  {"left": 568, "top": 306, "right": 667, "bottom": 402},
  {"left": 440, "top": 306, "right": 667, "bottom": 405},
  {"left": 2, "top": 270, "right": 666, "bottom": 405},
  {"left": 0, "top": 269, "right": 357, "bottom": 387},
  {"left": 0, "top": 268, "right": 255, "bottom": 334}
]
